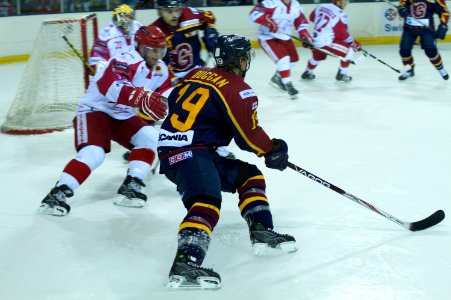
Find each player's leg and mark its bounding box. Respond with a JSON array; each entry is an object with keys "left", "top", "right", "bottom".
[
  {"left": 161, "top": 150, "right": 222, "bottom": 289},
  {"left": 261, "top": 39, "right": 299, "bottom": 97},
  {"left": 113, "top": 117, "right": 158, "bottom": 207},
  {"left": 399, "top": 30, "right": 416, "bottom": 80},
  {"left": 302, "top": 49, "right": 327, "bottom": 80},
  {"left": 219, "top": 158, "right": 298, "bottom": 255},
  {"left": 39, "top": 112, "right": 110, "bottom": 216},
  {"left": 327, "top": 41, "right": 354, "bottom": 82},
  {"left": 421, "top": 32, "right": 449, "bottom": 80}
]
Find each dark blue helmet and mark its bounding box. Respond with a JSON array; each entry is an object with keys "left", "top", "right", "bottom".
[
  {"left": 214, "top": 35, "right": 254, "bottom": 72},
  {"left": 156, "top": 0, "right": 182, "bottom": 8}
]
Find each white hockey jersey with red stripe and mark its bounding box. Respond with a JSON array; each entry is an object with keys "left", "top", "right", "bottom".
[
  {"left": 309, "top": 4, "right": 353, "bottom": 48},
  {"left": 249, "top": 0, "right": 309, "bottom": 41},
  {"left": 77, "top": 49, "right": 173, "bottom": 120}
]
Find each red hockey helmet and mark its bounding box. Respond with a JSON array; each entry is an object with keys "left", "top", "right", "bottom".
[
  {"left": 135, "top": 25, "right": 167, "bottom": 49},
  {"left": 135, "top": 25, "right": 167, "bottom": 58}
]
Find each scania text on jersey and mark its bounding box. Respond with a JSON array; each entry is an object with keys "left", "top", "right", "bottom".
[{"left": 158, "top": 129, "right": 194, "bottom": 147}]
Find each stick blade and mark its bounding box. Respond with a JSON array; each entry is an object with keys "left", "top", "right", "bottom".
[{"left": 408, "top": 210, "right": 445, "bottom": 231}]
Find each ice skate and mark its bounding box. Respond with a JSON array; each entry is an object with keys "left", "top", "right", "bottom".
[
  {"left": 336, "top": 69, "right": 352, "bottom": 82},
  {"left": 166, "top": 260, "right": 221, "bottom": 290},
  {"left": 269, "top": 74, "right": 286, "bottom": 92},
  {"left": 114, "top": 175, "right": 147, "bottom": 208},
  {"left": 398, "top": 65, "right": 414, "bottom": 80},
  {"left": 38, "top": 185, "right": 73, "bottom": 216},
  {"left": 437, "top": 67, "right": 449, "bottom": 80},
  {"left": 285, "top": 82, "right": 299, "bottom": 100},
  {"left": 247, "top": 217, "right": 298, "bottom": 256},
  {"left": 301, "top": 70, "right": 315, "bottom": 80},
  {"left": 122, "top": 151, "right": 130, "bottom": 163}
]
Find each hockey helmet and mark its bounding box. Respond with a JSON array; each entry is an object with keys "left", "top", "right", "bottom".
[
  {"left": 214, "top": 34, "right": 254, "bottom": 72},
  {"left": 156, "top": 0, "right": 182, "bottom": 8},
  {"left": 112, "top": 4, "right": 135, "bottom": 33},
  {"left": 135, "top": 25, "right": 167, "bottom": 57}
]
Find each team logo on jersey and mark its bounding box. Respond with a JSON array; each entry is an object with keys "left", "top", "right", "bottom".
[
  {"left": 155, "top": 65, "right": 162, "bottom": 72},
  {"left": 168, "top": 150, "right": 193, "bottom": 165},
  {"left": 239, "top": 89, "right": 256, "bottom": 100}
]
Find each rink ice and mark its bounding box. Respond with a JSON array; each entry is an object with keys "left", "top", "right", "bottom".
[{"left": 0, "top": 44, "right": 450, "bottom": 300}]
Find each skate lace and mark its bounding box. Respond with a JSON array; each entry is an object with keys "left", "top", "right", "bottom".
[{"left": 128, "top": 177, "right": 145, "bottom": 192}]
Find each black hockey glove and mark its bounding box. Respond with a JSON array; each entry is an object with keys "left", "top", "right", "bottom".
[
  {"left": 398, "top": 6, "right": 409, "bottom": 18},
  {"left": 264, "top": 139, "right": 289, "bottom": 171},
  {"left": 202, "top": 27, "right": 219, "bottom": 54},
  {"left": 435, "top": 23, "right": 448, "bottom": 40}
]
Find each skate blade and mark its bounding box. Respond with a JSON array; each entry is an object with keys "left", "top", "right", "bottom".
[
  {"left": 38, "top": 203, "right": 69, "bottom": 216},
  {"left": 113, "top": 196, "right": 146, "bottom": 208},
  {"left": 290, "top": 94, "right": 298, "bottom": 100},
  {"left": 166, "top": 275, "right": 221, "bottom": 290},
  {"left": 253, "top": 241, "right": 298, "bottom": 256},
  {"left": 268, "top": 81, "right": 286, "bottom": 93}
]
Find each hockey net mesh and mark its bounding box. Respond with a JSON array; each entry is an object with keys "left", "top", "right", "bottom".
[{"left": 1, "top": 14, "right": 97, "bottom": 134}]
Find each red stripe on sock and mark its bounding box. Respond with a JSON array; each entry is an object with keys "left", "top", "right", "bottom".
[
  {"left": 129, "top": 148, "right": 155, "bottom": 165},
  {"left": 62, "top": 159, "right": 91, "bottom": 185}
]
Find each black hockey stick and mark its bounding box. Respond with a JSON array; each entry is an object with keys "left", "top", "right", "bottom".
[
  {"left": 283, "top": 33, "right": 356, "bottom": 65},
  {"left": 360, "top": 48, "right": 401, "bottom": 73},
  {"left": 287, "top": 162, "right": 445, "bottom": 231},
  {"left": 62, "top": 34, "right": 95, "bottom": 76}
]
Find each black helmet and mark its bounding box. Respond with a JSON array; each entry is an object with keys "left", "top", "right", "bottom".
[
  {"left": 214, "top": 34, "right": 254, "bottom": 72},
  {"left": 156, "top": 0, "right": 182, "bottom": 8}
]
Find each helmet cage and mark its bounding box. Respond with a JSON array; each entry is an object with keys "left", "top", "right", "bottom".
[{"left": 112, "top": 5, "right": 135, "bottom": 33}]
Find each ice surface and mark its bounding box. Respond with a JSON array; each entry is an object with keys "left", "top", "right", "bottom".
[{"left": 1, "top": 45, "right": 450, "bottom": 300}]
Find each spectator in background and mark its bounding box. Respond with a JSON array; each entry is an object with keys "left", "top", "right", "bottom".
[{"left": 0, "top": 1, "right": 16, "bottom": 16}]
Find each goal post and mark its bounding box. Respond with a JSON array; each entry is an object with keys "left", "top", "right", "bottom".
[{"left": 1, "top": 13, "right": 98, "bottom": 135}]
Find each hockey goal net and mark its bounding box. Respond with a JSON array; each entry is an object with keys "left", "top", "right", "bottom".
[{"left": 1, "top": 13, "right": 98, "bottom": 134}]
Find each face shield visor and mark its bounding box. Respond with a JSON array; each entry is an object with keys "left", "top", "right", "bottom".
[{"left": 142, "top": 45, "right": 167, "bottom": 60}]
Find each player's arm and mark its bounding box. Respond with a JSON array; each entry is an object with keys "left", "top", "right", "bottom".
[
  {"left": 335, "top": 17, "right": 361, "bottom": 51},
  {"left": 197, "top": 9, "right": 219, "bottom": 54},
  {"left": 88, "top": 38, "right": 111, "bottom": 74},
  {"left": 294, "top": 10, "right": 312, "bottom": 44},
  {"left": 224, "top": 90, "right": 288, "bottom": 170},
  {"left": 434, "top": 0, "right": 449, "bottom": 39},
  {"left": 96, "top": 59, "right": 168, "bottom": 121},
  {"left": 220, "top": 89, "right": 272, "bottom": 156},
  {"left": 249, "top": 3, "right": 278, "bottom": 33}
]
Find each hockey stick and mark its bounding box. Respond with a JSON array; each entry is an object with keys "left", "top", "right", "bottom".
[
  {"left": 62, "top": 34, "right": 95, "bottom": 76},
  {"left": 360, "top": 48, "right": 401, "bottom": 73},
  {"left": 283, "top": 33, "right": 356, "bottom": 65},
  {"left": 287, "top": 162, "right": 445, "bottom": 231}
]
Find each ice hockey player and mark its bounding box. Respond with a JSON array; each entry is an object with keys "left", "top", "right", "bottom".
[
  {"left": 249, "top": 0, "right": 311, "bottom": 99},
  {"left": 300, "top": 0, "right": 361, "bottom": 82},
  {"left": 38, "top": 25, "right": 173, "bottom": 216},
  {"left": 157, "top": 34, "right": 298, "bottom": 290},
  {"left": 88, "top": 4, "right": 142, "bottom": 74},
  {"left": 397, "top": 0, "right": 449, "bottom": 80},
  {"left": 150, "top": 0, "right": 219, "bottom": 79}
]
